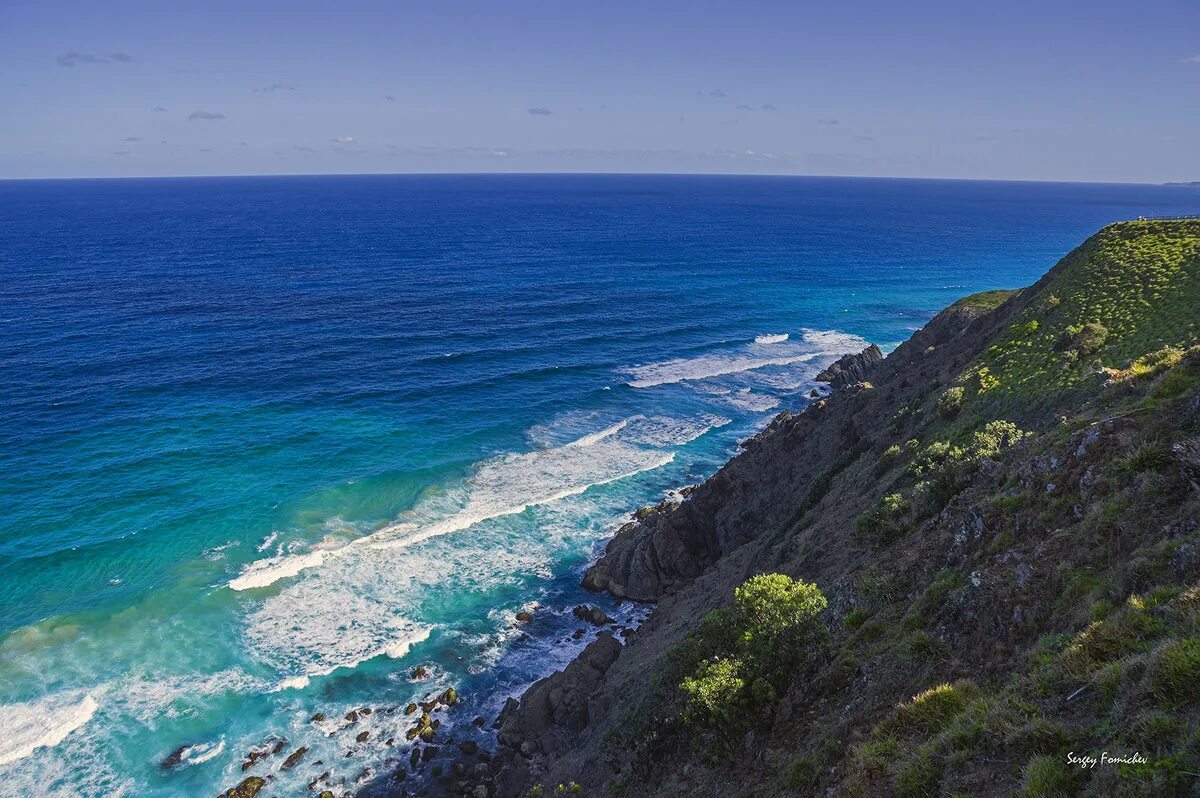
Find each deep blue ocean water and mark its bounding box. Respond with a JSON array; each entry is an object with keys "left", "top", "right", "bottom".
[{"left": 1, "top": 174, "right": 1197, "bottom": 795}]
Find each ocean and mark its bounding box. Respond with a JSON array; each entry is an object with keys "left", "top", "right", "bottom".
[{"left": 1, "top": 174, "right": 1197, "bottom": 796}]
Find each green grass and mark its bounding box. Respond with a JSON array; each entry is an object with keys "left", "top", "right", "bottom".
[
  {"left": 958, "top": 220, "right": 1200, "bottom": 413},
  {"left": 950, "top": 289, "right": 1020, "bottom": 310}
]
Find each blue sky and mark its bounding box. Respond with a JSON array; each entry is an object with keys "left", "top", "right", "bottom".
[{"left": 1, "top": 0, "right": 1197, "bottom": 181}]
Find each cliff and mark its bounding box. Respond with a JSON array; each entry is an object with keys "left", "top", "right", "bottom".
[{"left": 434, "top": 220, "right": 1200, "bottom": 797}]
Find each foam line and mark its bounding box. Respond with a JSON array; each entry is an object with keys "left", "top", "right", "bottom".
[{"left": 0, "top": 693, "right": 98, "bottom": 766}]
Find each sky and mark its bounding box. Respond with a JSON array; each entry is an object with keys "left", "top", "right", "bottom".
[{"left": 1, "top": 0, "right": 1197, "bottom": 182}]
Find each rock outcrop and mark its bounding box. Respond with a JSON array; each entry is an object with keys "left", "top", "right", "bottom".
[
  {"left": 496, "top": 633, "right": 622, "bottom": 759},
  {"left": 815, "top": 343, "right": 883, "bottom": 389}
]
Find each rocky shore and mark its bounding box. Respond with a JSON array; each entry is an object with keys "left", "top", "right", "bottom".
[
  {"left": 442, "top": 221, "right": 1200, "bottom": 797},
  {"left": 328, "top": 220, "right": 1200, "bottom": 797}
]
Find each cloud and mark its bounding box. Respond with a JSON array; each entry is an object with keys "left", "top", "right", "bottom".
[
  {"left": 151, "top": 106, "right": 167, "bottom": 112},
  {"left": 58, "top": 51, "right": 133, "bottom": 67},
  {"left": 111, "top": 150, "right": 130, "bottom": 156},
  {"left": 527, "top": 107, "right": 552, "bottom": 116},
  {"left": 1182, "top": 54, "right": 1200, "bottom": 64},
  {"left": 697, "top": 89, "right": 726, "bottom": 98},
  {"left": 817, "top": 118, "right": 840, "bottom": 125},
  {"left": 735, "top": 104, "right": 753, "bottom": 111},
  {"left": 330, "top": 136, "right": 355, "bottom": 144},
  {"left": 761, "top": 104, "right": 777, "bottom": 111},
  {"left": 121, "top": 136, "right": 140, "bottom": 142},
  {"left": 188, "top": 110, "right": 225, "bottom": 120},
  {"left": 385, "top": 95, "right": 395, "bottom": 102},
  {"left": 254, "top": 83, "right": 297, "bottom": 92},
  {"left": 293, "top": 145, "right": 316, "bottom": 152}
]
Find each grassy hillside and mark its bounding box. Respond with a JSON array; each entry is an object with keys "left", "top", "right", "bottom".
[
  {"left": 954, "top": 219, "right": 1200, "bottom": 416},
  {"left": 557, "top": 220, "right": 1200, "bottom": 798}
]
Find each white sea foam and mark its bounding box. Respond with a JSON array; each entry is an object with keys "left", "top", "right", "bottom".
[
  {"left": 624, "top": 328, "right": 868, "bottom": 388},
  {"left": 566, "top": 419, "right": 629, "bottom": 447},
  {"left": 724, "top": 389, "right": 781, "bottom": 412},
  {"left": 0, "top": 692, "right": 98, "bottom": 766},
  {"left": 236, "top": 414, "right": 721, "bottom": 679},
  {"left": 177, "top": 738, "right": 225, "bottom": 767},
  {"left": 754, "top": 333, "right": 789, "bottom": 344},
  {"left": 256, "top": 531, "right": 279, "bottom": 552},
  {"left": 229, "top": 417, "right": 681, "bottom": 592},
  {"left": 229, "top": 550, "right": 327, "bottom": 591}
]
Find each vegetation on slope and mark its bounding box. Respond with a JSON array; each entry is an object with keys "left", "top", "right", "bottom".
[
  {"left": 952, "top": 219, "right": 1200, "bottom": 415},
  {"left": 579, "top": 221, "right": 1200, "bottom": 798}
]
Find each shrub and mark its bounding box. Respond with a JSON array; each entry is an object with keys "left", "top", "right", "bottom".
[
  {"left": 672, "top": 574, "right": 828, "bottom": 748},
  {"left": 680, "top": 657, "right": 747, "bottom": 729},
  {"left": 1018, "top": 755, "right": 1076, "bottom": 798},
  {"left": 1116, "top": 442, "right": 1173, "bottom": 474},
  {"left": 1145, "top": 637, "right": 1200, "bottom": 708},
  {"left": 936, "top": 386, "right": 966, "bottom": 418},
  {"left": 892, "top": 682, "right": 980, "bottom": 735},
  {"left": 856, "top": 492, "right": 912, "bottom": 544},
  {"left": 845, "top": 608, "right": 869, "bottom": 630},
  {"left": 733, "top": 573, "right": 828, "bottom": 667},
  {"left": 1062, "top": 321, "right": 1109, "bottom": 356}
]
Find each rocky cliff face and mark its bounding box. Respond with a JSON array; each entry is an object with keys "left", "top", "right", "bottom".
[{"left": 416, "top": 221, "right": 1200, "bottom": 798}]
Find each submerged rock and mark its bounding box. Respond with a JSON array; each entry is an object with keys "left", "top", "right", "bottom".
[
  {"left": 218, "top": 776, "right": 266, "bottom": 798},
  {"left": 160, "top": 744, "right": 189, "bottom": 770},
  {"left": 280, "top": 746, "right": 308, "bottom": 769},
  {"left": 572, "top": 604, "right": 612, "bottom": 625}
]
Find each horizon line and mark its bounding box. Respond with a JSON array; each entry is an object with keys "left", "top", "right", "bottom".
[{"left": 0, "top": 170, "right": 1190, "bottom": 188}]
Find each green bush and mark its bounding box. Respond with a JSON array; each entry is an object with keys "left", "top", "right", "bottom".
[
  {"left": 1061, "top": 321, "right": 1109, "bottom": 356},
  {"left": 936, "top": 386, "right": 966, "bottom": 418},
  {"left": 907, "top": 421, "right": 1029, "bottom": 508},
  {"left": 855, "top": 493, "right": 911, "bottom": 544},
  {"left": 672, "top": 574, "right": 828, "bottom": 749}
]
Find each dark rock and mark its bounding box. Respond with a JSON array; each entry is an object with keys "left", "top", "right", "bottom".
[
  {"left": 344, "top": 709, "right": 359, "bottom": 724},
  {"left": 515, "top": 610, "right": 534, "bottom": 623},
  {"left": 439, "top": 686, "right": 459, "bottom": 705},
  {"left": 219, "top": 776, "right": 266, "bottom": 798},
  {"left": 423, "top": 745, "right": 440, "bottom": 762},
  {"left": 270, "top": 739, "right": 286, "bottom": 755},
  {"left": 410, "top": 747, "right": 421, "bottom": 770},
  {"left": 815, "top": 344, "right": 884, "bottom": 390},
  {"left": 239, "top": 749, "right": 267, "bottom": 772},
  {"left": 404, "top": 702, "right": 418, "bottom": 715},
  {"left": 473, "top": 715, "right": 486, "bottom": 726},
  {"left": 496, "top": 633, "right": 622, "bottom": 758},
  {"left": 310, "top": 712, "right": 326, "bottom": 723},
  {"left": 307, "top": 771, "right": 330, "bottom": 790},
  {"left": 356, "top": 730, "right": 370, "bottom": 743},
  {"left": 571, "top": 604, "right": 613, "bottom": 625},
  {"left": 571, "top": 628, "right": 586, "bottom": 639},
  {"left": 459, "top": 740, "right": 479, "bottom": 755},
  {"left": 160, "top": 744, "right": 189, "bottom": 770},
  {"left": 411, "top": 666, "right": 430, "bottom": 680},
  {"left": 280, "top": 746, "right": 308, "bottom": 769}
]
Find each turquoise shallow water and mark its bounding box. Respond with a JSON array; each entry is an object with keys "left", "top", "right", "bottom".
[{"left": 1, "top": 174, "right": 1197, "bottom": 796}]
